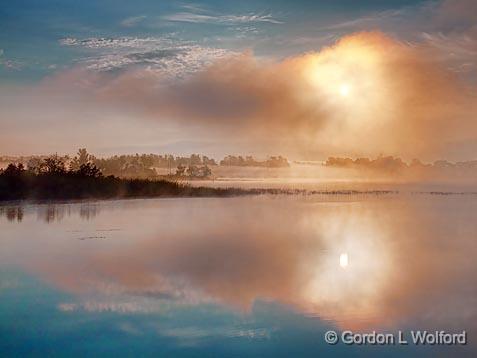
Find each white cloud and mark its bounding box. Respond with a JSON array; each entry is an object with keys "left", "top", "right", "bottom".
[
  {"left": 60, "top": 36, "right": 235, "bottom": 77},
  {"left": 60, "top": 37, "right": 175, "bottom": 49},
  {"left": 58, "top": 301, "right": 160, "bottom": 313},
  {"left": 162, "top": 11, "right": 283, "bottom": 25},
  {"left": 317, "top": 9, "right": 406, "bottom": 31}
]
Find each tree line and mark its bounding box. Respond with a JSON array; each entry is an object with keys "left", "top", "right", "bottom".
[
  {"left": 2, "top": 149, "right": 290, "bottom": 179},
  {"left": 325, "top": 156, "right": 477, "bottom": 174},
  {"left": 219, "top": 155, "right": 289, "bottom": 168},
  {"left": 0, "top": 155, "right": 246, "bottom": 201}
]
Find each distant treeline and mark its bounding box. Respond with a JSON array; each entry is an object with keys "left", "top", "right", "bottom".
[
  {"left": 325, "top": 156, "right": 477, "bottom": 175},
  {"left": 0, "top": 159, "right": 247, "bottom": 201},
  {"left": 219, "top": 155, "right": 289, "bottom": 167},
  {"left": 1, "top": 150, "right": 289, "bottom": 179}
]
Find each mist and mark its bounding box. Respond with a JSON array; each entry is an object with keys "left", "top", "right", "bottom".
[{"left": 1, "top": 31, "right": 476, "bottom": 161}]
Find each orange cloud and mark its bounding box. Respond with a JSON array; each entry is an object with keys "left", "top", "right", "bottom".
[
  {"left": 3, "top": 31, "right": 476, "bottom": 160},
  {"left": 82, "top": 31, "right": 476, "bottom": 160}
]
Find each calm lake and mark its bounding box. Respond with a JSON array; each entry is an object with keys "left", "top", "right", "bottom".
[{"left": 1, "top": 195, "right": 476, "bottom": 357}]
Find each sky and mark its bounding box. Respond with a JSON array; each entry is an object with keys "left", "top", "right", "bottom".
[{"left": 1, "top": 0, "right": 476, "bottom": 160}]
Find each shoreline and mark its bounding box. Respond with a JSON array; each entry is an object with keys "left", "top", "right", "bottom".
[{"left": 2, "top": 188, "right": 477, "bottom": 205}]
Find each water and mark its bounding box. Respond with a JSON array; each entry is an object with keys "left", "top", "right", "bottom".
[{"left": 1, "top": 195, "right": 476, "bottom": 357}]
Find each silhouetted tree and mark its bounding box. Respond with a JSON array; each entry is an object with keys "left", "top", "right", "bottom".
[
  {"left": 26, "top": 157, "right": 43, "bottom": 174},
  {"left": 70, "top": 148, "right": 94, "bottom": 171},
  {"left": 75, "top": 163, "right": 102, "bottom": 178},
  {"left": 2, "top": 163, "right": 25, "bottom": 176},
  {"left": 40, "top": 155, "right": 67, "bottom": 174}
]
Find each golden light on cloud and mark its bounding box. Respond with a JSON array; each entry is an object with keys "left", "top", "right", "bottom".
[
  {"left": 339, "top": 84, "right": 352, "bottom": 98},
  {"left": 302, "top": 32, "right": 391, "bottom": 129},
  {"left": 8, "top": 31, "right": 474, "bottom": 160}
]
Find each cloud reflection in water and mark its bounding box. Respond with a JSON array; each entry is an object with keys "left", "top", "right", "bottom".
[{"left": 1, "top": 196, "right": 476, "bottom": 335}]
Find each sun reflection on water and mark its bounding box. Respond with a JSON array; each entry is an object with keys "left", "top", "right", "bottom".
[{"left": 1, "top": 196, "right": 477, "bottom": 334}]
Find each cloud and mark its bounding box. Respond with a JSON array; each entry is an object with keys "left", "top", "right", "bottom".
[
  {"left": 58, "top": 300, "right": 169, "bottom": 313},
  {"left": 419, "top": 32, "right": 477, "bottom": 73},
  {"left": 161, "top": 10, "right": 283, "bottom": 25},
  {"left": 318, "top": 9, "right": 406, "bottom": 31},
  {"left": 60, "top": 36, "right": 235, "bottom": 77},
  {"left": 51, "top": 31, "right": 476, "bottom": 160},
  {"left": 120, "top": 15, "right": 147, "bottom": 27},
  {"left": 315, "top": 0, "right": 477, "bottom": 76},
  {"left": 8, "top": 26, "right": 477, "bottom": 160},
  {"left": 418, "top": 0, "right": 477, "bottom": 74}
]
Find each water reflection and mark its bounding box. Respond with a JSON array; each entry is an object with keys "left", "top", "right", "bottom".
[
  {"left": 0, "top": 206, "right": 23, "bottom": 222},
  {"left": 0, "top": 202, "right": 100, "bottom": 223},
  {"left": 0, "top": 196, "right": 476, "bottom": 354}
]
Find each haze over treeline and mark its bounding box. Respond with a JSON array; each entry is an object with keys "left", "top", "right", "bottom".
[
  {"left": 3, "top": 148, "right": 477, "bottom": 184},
  {"left": 1, "top": 149, "right": 290, "bottom": 178}
]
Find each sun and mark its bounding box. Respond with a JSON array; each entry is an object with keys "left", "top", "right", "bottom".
[
  {"left": 339, "top": 253, "right": 349, "bottom": 268},
  {"left": 339, "top": 84, "right": 351, "bottom": 97}
]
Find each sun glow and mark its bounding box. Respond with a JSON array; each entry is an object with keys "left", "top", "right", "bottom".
[
  {"left": 339, "top": 84, "right": 351, "bottom": 97},
  {"left": 304, "top": 35, "right": 386, "bottom": 105},
  {"left": 339, "top": 253, "right": 349, "bottom": 268},
  {"left": 302, "top": 209, "right": 397, "bottom": 330}
]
